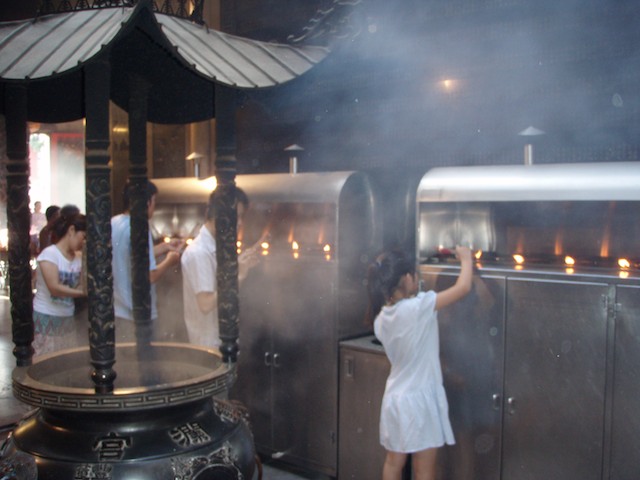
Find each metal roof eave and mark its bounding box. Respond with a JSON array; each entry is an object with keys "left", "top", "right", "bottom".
[{"left": 0, "top": 5, "right": 330, "bottom": 89}]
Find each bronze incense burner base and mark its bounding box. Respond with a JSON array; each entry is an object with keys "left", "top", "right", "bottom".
[{"left": 0, "top": 343, "right": 255, "bottom": 480}]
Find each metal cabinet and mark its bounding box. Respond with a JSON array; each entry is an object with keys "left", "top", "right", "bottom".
[
  {"left": 234, "top": 259, "right": 337, "bottom": 473},
  {"left": 610, "top": 285, "right": 640, "bottom": 480},
  {"left": 502, "top": 277, "right": 609, "bottom": 480},
  {"left": 423, "top": 269, "right": 616, "bottom": 480},
  {"left": 226, "top": 171, "right": 379, "bottom": 477},
  {"left": 427, "top": 270, "right": 505, "bottom": 479},
  {"left": 338, "top": 336, "right": 390, "bottom": 480}
]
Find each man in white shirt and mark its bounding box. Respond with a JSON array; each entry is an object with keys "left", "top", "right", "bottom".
[
  {"left": 111, "top": 180, "right": 183, "bottom": 343},
  {"left": 181, "top": 187, "right": 258, "bottom": 349}
]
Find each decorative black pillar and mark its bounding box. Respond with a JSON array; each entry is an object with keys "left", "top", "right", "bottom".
[
  {"left": 5, "top": 84, "right": 33, "bottom": 367},
  {"left": 128, "top": 75, "right": 153, "bottom": 348},
  {"left": 85, "top": 59, "right": 117, "bottom": 393},
  {"left": 214, "top": 84, "right": 240, "bottom": 364}
]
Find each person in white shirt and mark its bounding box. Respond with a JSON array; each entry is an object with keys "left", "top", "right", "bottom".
[
  {"left": 111, "top": 180, "right": 183, "bottom": 343},
  {"left": 181, "top": 187, "right": 258, "bottom": 349},
  {"left": 33, "top": 211, "right": 86, "bottom": 355}
]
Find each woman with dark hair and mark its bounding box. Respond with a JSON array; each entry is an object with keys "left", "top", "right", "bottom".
[
  {"left": 366, "top": 246, "right": 473, "bottom": 480},
  {"left": 33, "top": 209, "right": 87, "bottom": 355}
]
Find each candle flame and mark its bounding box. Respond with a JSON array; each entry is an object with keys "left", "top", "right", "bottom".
[
  {"left": 618, "top": 258, "right": 631, "bottom": 269},
  {"left": 292, "top": 241, "right": 299, "bottom": 251},
  {"left": 323, "top": 244, "right": 331, "bottom": 252},
  {"left": 564, "top": 256, "right": 575, "bottom": 266},
  {"left": 513, "top": 254, "right": 525, "bottom": 265}
]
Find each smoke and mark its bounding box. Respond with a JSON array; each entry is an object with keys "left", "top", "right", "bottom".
[{"left": 243, "top": 0, "right": 640, "bottom": 170}]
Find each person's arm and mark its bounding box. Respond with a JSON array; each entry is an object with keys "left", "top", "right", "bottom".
[
  {"left": 435, "top": 245, "right": 473, "bottom": 311},
  {"left": 193, "top": 245, "right": 260, "bottom": 314},
  {"left": 196, "top": 291, "right": 217, "bottom": 314},
  {"left": 39, "top": 261, "right": 85, "bottom": 298},
  {"left": 149, "top": 250, "right": 180, "bottom": 284}
]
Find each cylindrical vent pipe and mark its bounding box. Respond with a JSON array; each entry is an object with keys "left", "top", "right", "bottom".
[
  {"left": 524, "top": 144, "right": 533, "bottom": 166},
  {"left": 284, "top": 144, "right": 304, "bottom": 174},
  {"left": 518, "top": 126, "right": 545, "bottom": 166}
]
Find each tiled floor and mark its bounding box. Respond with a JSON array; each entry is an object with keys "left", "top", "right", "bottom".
[{"left": 0, "top": 293, "right": 324, "bottom": 480}]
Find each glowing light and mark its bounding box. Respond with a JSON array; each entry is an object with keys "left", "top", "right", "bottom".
[
  {"left": 441, "top": 78, "right": 457, "bottom": 92},
  {"left": 237, "top": 241, "right": 242, "bottom": 249},
  {"left": 513, "top": 254, "right": 525, "bottom": 265},
  {"left": 564, "top": 256, "right": 575, "bottom": 266},
  {"left": 474, "top": 250, "right": 483, "bottom": 260},
  {"left": 291, "top": 241, "right": 299, "bottom": 251},
  {"left": 261, "top": 242, "right": 270, "bottom": 250},
  {"left": 199, "top": 176, "right": 217, "bottom": 192},
  {"left": 163, "top": 236, "right": 171, "bottom": 243},
  {"left": 186, "top": 238, "right": 193, "bottom": 246},
  {"left": 618, "top": 258, "right": 631, "bottom": 269},
  {"left": 293, "top": 252, "right": 299, "bottom": 260},
  {"left": 325, "top": 254, "right": 332, "bottom": 261},
  {"left": 565, "top": 267, "right": 575, "bottom": 275},
  {"left": 323, "top": 244, "right": 331, "bottom": 253},
  {"left": 620, "top": 271, "right": 630, "bottom": 279}
]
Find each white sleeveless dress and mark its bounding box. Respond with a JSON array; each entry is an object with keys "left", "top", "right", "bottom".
[{"left": 374, "top": 290, "right": 455, "bottom": 453}]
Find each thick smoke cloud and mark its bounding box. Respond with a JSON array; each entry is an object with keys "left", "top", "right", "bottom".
[{"left": 242, "top": 0, "right": 640, "bottom": 170}]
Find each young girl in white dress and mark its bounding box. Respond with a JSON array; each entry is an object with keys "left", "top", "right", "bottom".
[
  {"left": 367, "top": 246, "right": 473, "bottom": 480},
  {"left": 33, "top": 211, "right": 86, "bottom": 356}
]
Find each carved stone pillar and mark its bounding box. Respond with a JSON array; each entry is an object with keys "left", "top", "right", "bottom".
[
  {"left": 128, "top": 75, "right": 153, "bottom": 349},
  {"left": 214, "top": 84, "right": 240, "bottom": 364},
  {"left": 85, "top": 59, "right": 117, "bottom": 393},
  {"left": 5, "top": 84, "right": 33, "bottom": 367}
]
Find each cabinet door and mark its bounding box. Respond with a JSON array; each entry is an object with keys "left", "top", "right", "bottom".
[
  {"left": 270, "top": 261, "right": 337, "bottom": 474},
  {"left": 610, "top": 284, "right": 640, "bottom": 480},
  {"left": 426, "top": 271, "right": 505, "bottom": 480},
  {"left": 234, "top": 260, "right": 275, "bottom": 453},
  {"left": 338, "top": 345, "right": 390, "bottom": 480},
  {"left": 503, "top": 278, "right": 608, "bottom": 480}
]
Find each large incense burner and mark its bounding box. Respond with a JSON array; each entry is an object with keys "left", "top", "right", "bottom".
[{"left": 3, "top": 344, "right": 254, "bottom": 479}]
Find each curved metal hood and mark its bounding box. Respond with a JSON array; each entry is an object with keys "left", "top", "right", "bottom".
[{"left": 417, "top": 162, "right": 640, "bottom": 202}]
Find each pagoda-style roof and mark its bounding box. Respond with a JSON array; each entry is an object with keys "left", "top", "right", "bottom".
[{"left": 0, "top": 1, "right": 329, "bottom": 123}]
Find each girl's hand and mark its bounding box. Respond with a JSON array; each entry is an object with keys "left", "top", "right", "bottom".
[{"left": 455, "top": 245, "right": 472, "bottom": 264}]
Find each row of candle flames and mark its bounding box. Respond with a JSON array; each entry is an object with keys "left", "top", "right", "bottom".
[
  {"left": 169, "top": 236, "right": 334, "bottom": 261},
  {"left": 436, "top": 247, "right": 636, "bottom": 278}
]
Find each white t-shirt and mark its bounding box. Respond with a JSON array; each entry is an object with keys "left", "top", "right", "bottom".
[
  {"left": 33, "top": 245, "right": 82, "bottom": 317},
  {"left": 181, "top": 225, "right": 219, "bottom": 348},
  {"left": 111, "top": 214, "right": 157, "bottom": 321},
  {"left": 374, "top": 290, "right": 455, "bottom": 453}
]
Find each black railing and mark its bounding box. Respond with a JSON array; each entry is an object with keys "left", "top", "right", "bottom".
[{"left": 37, "top": 0, "right": 206, "bottom": 24}]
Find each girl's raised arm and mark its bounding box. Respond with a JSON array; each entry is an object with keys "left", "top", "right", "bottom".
[{"left": 435, "top": 246, "right": 473, "bottom": 311}]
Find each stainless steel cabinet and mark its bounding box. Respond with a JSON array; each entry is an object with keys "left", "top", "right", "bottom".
[
  {"left": 610, "top": 285, "right": 640, "bottom": 480},
  {"left": 233, "top": 260, "right": 338, "bottom": 474},
  {"left": 502, "top": 278, "right": 608, "bottom": 480},
  {"left": 423, "top": 268, "right": 630, "bottom": 480},
  {"left": 338, "top": 336, "right": 390, "bottom": 480},
  {"left": 226, "top": 171, "right": 379, "bottom": 477}
]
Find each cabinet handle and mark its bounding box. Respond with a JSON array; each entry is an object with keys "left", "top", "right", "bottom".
[
  {"left": 492, "top": 393, "right": 501, "bottom": 411},
  {"left": 264, "top": 352, "right": 271, "bottom": 367},
  {"left": 345, "top": 356, "right": 355, "bottom": 379},
  {"left": 507, "top": 397, "right": 516, "bottom": 415},
  {"left": 273, "top": 353, "right": 281, "bottom": 368}
]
